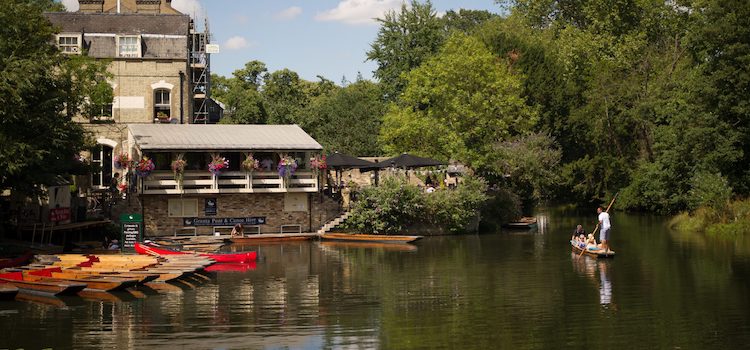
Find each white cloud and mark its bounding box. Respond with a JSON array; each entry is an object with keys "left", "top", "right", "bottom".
[
  {"left": 61, "top": 0, "right": 78, "bottom": 11},
  {"left": 224, "top": 36, "right": 251, "bottom": 50},
  {"left": 315, "top": 0, "right": 404, "bottom": 25},
  {"left": 274, "top": 6, "right": 303, "bottom": 20},
  {"left": 172, "top": 0, "right": 203, "bottom": 17}
]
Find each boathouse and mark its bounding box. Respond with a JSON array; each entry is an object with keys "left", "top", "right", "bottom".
[{"left": 126, "top": 124, "right": 332, "bottom": 236}]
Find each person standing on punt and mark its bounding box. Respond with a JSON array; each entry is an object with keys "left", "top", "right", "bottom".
[{"left": 597, "top": 206, "right": 611, "bottom": 253}]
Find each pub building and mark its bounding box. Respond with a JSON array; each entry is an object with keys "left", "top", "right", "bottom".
[{"left": 125, "top": 124, "right": 332, "bottom": 236}]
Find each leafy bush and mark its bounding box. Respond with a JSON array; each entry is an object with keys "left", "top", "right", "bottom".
[
  {"left": 344, "top": 176, "right": 489, "bottom": 234},
  {"left": 688, "top": 171, "right": 732, "bottom": 218},
  {"left": 344, "top": 177, "right": 424, "bottom": 234},
  {"left": 424, "top": 176, "right": 489, "bottom": 232}
]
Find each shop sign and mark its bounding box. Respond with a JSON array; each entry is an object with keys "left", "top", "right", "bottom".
[{"left": 182, "top": 217, "right": 266, "bottom": 226}]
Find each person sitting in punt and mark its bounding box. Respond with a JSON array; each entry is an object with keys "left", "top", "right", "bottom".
[
  {"left": 231, "top": 224, "right": 244, "bottom": 237},
  {"left": 572, "top": 225, "right": 586, "bottom": 244},
  {"left": 585, "top": 234, "right": 600, "bottom": 250}
]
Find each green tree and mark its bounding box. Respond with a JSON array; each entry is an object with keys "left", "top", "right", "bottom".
[
  {"left": 379, "top": 33, "right": 538, "bottom": 171},
  {"left": 305, "top": 80, "right": 386, "bottom": 156},
  {"left": 0, "top": 0, "right": 91, "bottom": 196},
  {"left": 262, "top": 69, "right": 309, "bottom": 124},
  {"left": 367, "top": 0, "right": 444, "bottom": 100}
]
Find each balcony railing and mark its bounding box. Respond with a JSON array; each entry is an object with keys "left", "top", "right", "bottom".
[{"left": 139, "top": 170, "right": 318, "bottom": 194}]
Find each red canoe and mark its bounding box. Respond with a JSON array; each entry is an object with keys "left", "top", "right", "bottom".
[{"left": 135, "top": 242, "right": 256, "bottom": 264}]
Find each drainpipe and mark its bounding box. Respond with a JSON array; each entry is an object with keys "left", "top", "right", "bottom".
[
  {"left": 117, "top": 0, "right": 121, "bottom": 13},
  {"left": 179, "top": 71, "right": 185, "bottom": 124}
]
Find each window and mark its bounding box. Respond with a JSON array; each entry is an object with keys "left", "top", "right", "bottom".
[
  {"left": 168, "top": 198, "right": 199, "bottom": 217},
  {"left": 117, "top": 36, "right": 140, "bottom": 58},
  {"left": 91, "top": 144, "right": 113, "bottom": 188},
  {"left": 154, "top": 89, "right": 171, "bottom": 122},
  {"left": 57, "top": 35, "right": 81, "bottom": 54}
]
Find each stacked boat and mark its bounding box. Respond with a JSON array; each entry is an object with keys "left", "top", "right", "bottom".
[{"left": 0, "top": 244, "right": 257, "bottom": 302}]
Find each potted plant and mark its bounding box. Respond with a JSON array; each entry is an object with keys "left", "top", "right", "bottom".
[
  {"left": 278, "top": 155, "right": 298, "bottom": 186},
  {"left": 114, "top": 152, "right": 131, "bottom": 170}
]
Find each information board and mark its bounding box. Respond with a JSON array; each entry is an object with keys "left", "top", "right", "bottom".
[
  {"left": 204, "top": 198, "right": 217, "bottom": 216},
  {"left": 120, "top": 213, "right": 143, "bottom": 253}
]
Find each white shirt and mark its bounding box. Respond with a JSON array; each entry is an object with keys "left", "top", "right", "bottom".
[{"left": 599, "top": 212, "right": 611, "bottom": 230}]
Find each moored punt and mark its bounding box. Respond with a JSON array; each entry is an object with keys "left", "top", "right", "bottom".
[
  {"left": 229, "top": 233, "right": 317, "bottom": 244},
  {"left": 317, "top": 240, "right": 419, "bottom": 252},
  {"left": 502, "top": 217, "right": 538, "bottom": 229},
  {"left": 135, "top": 242, "right": 256, "bottom": 263},
  {"left": 0, "top": 283, "right": 19, "bottom": 300},
  {"left": 23, "top": 268, "right": 137, "bottom": 292},
  {"left": 0, "top": 252, "right": 35, "bottom": 269},
  {"left": 570, "top": 240, "right": 615, "bottom": 258},
  {"left": 0, "top": 271, "right": 87, "bottom": 296},
  {"left": 319, "top": 233, "right": 423, "bottom": 244}
]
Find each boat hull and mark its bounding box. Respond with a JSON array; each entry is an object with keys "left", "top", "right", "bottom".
[
  {"left": 570, "top": 240, "right": 615, "bottom": 258},
  {"left": 320, "top": 233, "right": 423, "bottom": 244}
]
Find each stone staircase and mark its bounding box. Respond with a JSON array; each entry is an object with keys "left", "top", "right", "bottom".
[{"left": 316, "top": 210, "right": 351, "bottom": 235}]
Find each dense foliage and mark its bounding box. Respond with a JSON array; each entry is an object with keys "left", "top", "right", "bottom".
[
  {"left": 345, "top": 176, "right": 489, "bottom": 234},
  {"left": 0, "top": 0, "right": 106, "bottom": 197},
  {"left": 213, "top": 0, "right": 749, "bottom": 218}
]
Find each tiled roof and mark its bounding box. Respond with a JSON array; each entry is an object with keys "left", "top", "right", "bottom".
[
  {"left": 44, "top": 12, "right": 190, "bottom": 36},
  {"left": 128, "top": 124, "right": 323, "bottom": 151}
]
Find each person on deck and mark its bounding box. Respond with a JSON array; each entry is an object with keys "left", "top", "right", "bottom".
[
  {"left": 231, "top": 224, "right": 244, "bottom": 237},
  {"left": 597, "top": 206, "right": 612, "bottom": 252}
]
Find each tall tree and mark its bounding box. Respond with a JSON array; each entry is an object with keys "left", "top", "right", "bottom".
[
  {"left": 262, "top": 69, "right": 309, "bottom": 124},
  {"left": 379, "top": 33, "right": 537, "bottom": 171},
  {"left": 0, "top": 0, "right": 91, "bottom": 196},
  {"left": 366, "top": 0, "right": 444, "bottom": 100},
  {"left": 305, "top": 80, "right": 386, "bottom": 156}
]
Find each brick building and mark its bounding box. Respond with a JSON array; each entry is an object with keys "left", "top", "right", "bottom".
[
  {"left": 127, "top": 124, "right": 333, "bottom": 236},
  {"left": 45, "top": 0, "right": 219, "bottom": 192}
]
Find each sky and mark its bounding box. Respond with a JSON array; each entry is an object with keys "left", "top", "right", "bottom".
[{"left": 60, "top": 0, "right": 502, "bottom": 83}]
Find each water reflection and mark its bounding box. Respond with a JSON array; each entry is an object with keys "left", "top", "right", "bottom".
[{"left": 571, "top": 254, "right": 614, "bottom": 308}]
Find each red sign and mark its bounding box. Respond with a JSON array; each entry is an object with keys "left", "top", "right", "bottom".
[{"left": 50, "top": 208, "right": 71, "bottom": 222}]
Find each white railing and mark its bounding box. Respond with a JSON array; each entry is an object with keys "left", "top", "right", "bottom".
[{"left": 140, "top": 170, "right": 318, "bottom": 194}]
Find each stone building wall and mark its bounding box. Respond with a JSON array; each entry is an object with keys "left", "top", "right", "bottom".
[
  {"left": 140, "top": 192, "right": 342, "bottom": 237},
  {"left": 109, "top": 60, "right": 190, "bottom": 124}
]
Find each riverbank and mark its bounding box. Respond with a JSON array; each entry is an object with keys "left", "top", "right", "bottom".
[{"left": 669, "top": 198, "right": 750, "bottom": 239}]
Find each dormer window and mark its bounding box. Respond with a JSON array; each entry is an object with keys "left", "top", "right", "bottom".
[
  {"left": 117, "top": 35, "right": 141, "bottom": 58},
  {"left": 57, "top": 34, "right": 81, "bottom": 54}
]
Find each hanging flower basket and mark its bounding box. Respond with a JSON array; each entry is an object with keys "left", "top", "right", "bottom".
[
  {"left": 278, "top": 155, "right": 298, "bottom": 181},
  {"left": 171, "top": 154, "right": 187, "bottom": 186},
  {"left": 135, "top": 157, "right": 155, "bottom": 178},
  {"left": 114, "top": 153, "right": 131, "bottom": 170},
  {"left": 242, "top": 154, "right": 261, "bottom": 173},
  {"left": 209, "top": 154, "right": 229, "bottom": 176},
  {"left": 310, "top": 154, "right": 327, "bottom": 175}
]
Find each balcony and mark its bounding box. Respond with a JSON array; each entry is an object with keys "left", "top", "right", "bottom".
[{"left": 139, "top": 170, "right": 318, "bottom": 195}]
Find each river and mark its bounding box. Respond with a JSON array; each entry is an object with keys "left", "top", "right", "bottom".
[{"left": 2, "top": 209, "right": 749, "bottom": 349}]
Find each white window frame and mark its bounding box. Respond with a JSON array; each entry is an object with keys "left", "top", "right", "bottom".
[
  {"left": 116, "top": 35, "right": 141, "bottom": 58},
  {"left": 168, "top": 198, "right": 199, "bottom": 217},
  {"left": 91, "top": 144, "right": 113, "bottom": 189},
  {"left": 56, "top": 34, "right": 82, "bottom": 55}
]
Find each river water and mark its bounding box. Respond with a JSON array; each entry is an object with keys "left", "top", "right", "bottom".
[{"left": 2, "top": 209, "right": 749, "bottom": 349}]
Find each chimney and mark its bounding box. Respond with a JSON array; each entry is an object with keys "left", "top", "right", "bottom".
[{"left": 78, "top": 0, "right": 104, "bottom": 13}]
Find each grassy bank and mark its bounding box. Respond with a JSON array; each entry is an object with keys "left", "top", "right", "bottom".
[{"left": 669, "top": 199, "right": 750, "bottom": 239}]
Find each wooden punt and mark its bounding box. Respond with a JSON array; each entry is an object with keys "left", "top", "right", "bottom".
[
  {"left": 0, "top": 252, "right": 34, "bottom": 269},
  {"left": 317, "top": 240, "right": 419, "bottom": 252},
  {"left": 57, "top": 270, "right": 160, "bottom": 284},
  {"left": 143, "top": 281, "right": 185, "bottom": 293},
  {"left": 23, "top": 269, "right": 137, "bottom": 292},
  {"left": 0, "top": 283, "right": 19, "bottom": 300},
  {"left": 0, "top": 271, "right": 87, "bottom": 296},
  {"left": 15, "top": 292, "right": 68, "bottom": 307},
  {"left": 230, "top": 233, "right": 317, "bottom": 244},
  {"left": 570, "top": 240, "right": 615, "bottom": 258},
  {"left": 135, "top": 242, "right": 257, "bottom": 263},
  {"left": 502, "top": 217, "right": 538, "bottom": 229},
  {"left": 319, "top": 233, "right": 423, "bottom": 244}
]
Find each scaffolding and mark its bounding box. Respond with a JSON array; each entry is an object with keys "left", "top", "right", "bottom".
[{"left": 189, "top": 18, "right": 211, "bottom": 124}]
